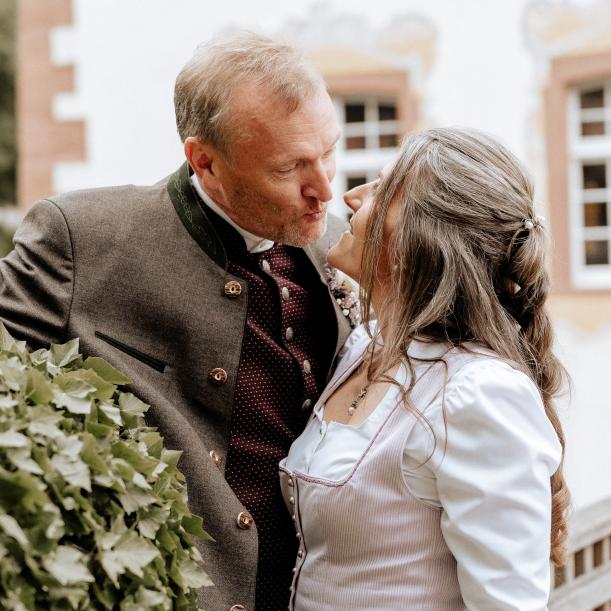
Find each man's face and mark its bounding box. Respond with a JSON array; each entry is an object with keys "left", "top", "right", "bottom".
[{"left": 210, "top": 85, "right": 340, "bottom": 247}]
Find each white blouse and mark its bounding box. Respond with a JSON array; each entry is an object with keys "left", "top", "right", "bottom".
[{"left": 285, "top": 326, "right": 562, "bottom": 611}]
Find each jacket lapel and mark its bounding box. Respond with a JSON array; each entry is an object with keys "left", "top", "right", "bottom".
[{"left": 167, "top": 163, "right": 228, "bottom": 269}]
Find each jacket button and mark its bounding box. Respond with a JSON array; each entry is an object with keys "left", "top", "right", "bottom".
[
  {"left": 209, "top": 368, "right": 228, "bottom": 385},
  {"left": 224, "top": 280, "right": 242, "bottom": 298},
  {"left": 209, "top": 449, "right": 223, "bottom": 467},
  {"left": 229, "top": 606, "right": 247, "bottom": 611},
  {"left": 236, "top": 511, "right": 254, "bottom": 530}
]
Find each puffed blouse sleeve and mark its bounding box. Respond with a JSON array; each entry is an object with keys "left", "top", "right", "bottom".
[{"left": 432, "top": 359, "right": 562, "bottom": 611}]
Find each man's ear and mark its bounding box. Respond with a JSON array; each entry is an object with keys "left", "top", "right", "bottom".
[{"left": 184, "top": 137, "right": 223, "bottom": 192}]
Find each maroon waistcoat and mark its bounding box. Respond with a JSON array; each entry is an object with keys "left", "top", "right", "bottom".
[{"left": 207, "top": 210, "right": 337, "bottom": 610}]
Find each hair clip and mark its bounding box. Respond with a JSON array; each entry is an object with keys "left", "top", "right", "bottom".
[{"left": 523, "top": 215, "right": 545, "bottom": 231}]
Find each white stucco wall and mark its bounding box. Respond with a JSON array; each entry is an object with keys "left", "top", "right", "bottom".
[
  {"left": 49, "top": 0, "right": 611, "bottom": 510},
  {"left": 53, "top": 0, "right": 538, "bottom": 190}
]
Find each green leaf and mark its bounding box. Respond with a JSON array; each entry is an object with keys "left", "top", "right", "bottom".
[
  {"left": 50, "top": 453, "right": 91, "bottom": 492},
  {"left": 0, "top": 323, "right": 27, "bottom": 357},
  {"left": 42, "top": 545, "right": 94, "bottom": 585},
  {"left": 25, "top": 368, "right": 54, "bottom": 404},
  {"left": 56, "top": 369, "right": 115, "bottom": 402},
  {"left": 170, "top": 556, "right": 212, "bottom": 590},
  {"left": 0, "top": 514, "right": 29, "bottom": 547},
  {"left": 85, "top": 421, "right": 114, "bottom": 438},
  {"left": 27, "top": 406, "right": 64, "bottom": 441},
  {"left": 137, "top": 506, "right": 170, "bottom": 539},
  {"left": 181, "top": 515, "right": 213, "bottom": 541},
  {"left": 0, "top": 430, "right": 29, "bottom": 448},
  {"left": 111, "top": 441, "right": 158, "bottom": 477},
  {"left": 49, "top": 338, "right": 81, "bottom": 369},
  {"left": 0, "top": 467, "right": 48, "bottom": 511},
  {"left": 118, "top": 393, "right": 149, "bottom": 425},
  {"left": 79, "top": 432, "right": 109, "bottom": 475},
  {"left": 117, "top": 485, "right": 157, "bottom": 514},
  {"left": 84, "top": 357, "right": 131, "bottom": 385},
  {"left": 6, "top": 448, "right": 43, "bottom": 475},
  {"left": 99, "top": 531, "right": 160, "bottom": 587},
  {"left": 98, "top": 401, "right": 122, "bottom": 426},
  {"left": 0, "top": 357, "right": 26, "bottom": 391},
  {"left": 53, "top": 391, "right": 92, "bottom": 415}
]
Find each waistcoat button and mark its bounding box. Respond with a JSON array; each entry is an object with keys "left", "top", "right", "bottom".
[
  {"left": 209, "top": 449, "right": 223, "bottom": 467},
  {"left": 285, "top": 327, "right": 294, "bottom": 341},
  {"left": 209, "top": 368, "right": 228, "bottom": 385},
  {"left": 224, "top": 280, "right": 242, "bottom": 297},
  {"left": 303, "top": 360, "right": 311, "bottom": 374},
  {"left": 301, "top": 399, "right": 312, "bottom": 411},
  {"left": 281, "top": 286, "right": 290, "bottom": 301},
  {"left": 261, "top": 259, "right": 271, "bottom": 273},
  {"left": 236, "top": 511, "right": 254, "bottom": 530}
]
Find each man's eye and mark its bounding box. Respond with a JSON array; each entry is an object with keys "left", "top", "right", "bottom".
[{"left": 277, "top": 165, "right": 297, "bottom": 174}]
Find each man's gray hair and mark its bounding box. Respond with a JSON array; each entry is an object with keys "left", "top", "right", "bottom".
[{"left": 174, "top": 31, "right": 326, "bottom": 156}]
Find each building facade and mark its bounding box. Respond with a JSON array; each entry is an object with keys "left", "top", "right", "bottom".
[{"left": 16, "top": 0, "right": 611, "bottom": 608}]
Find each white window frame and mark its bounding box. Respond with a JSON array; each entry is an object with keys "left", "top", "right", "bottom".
[
  {"left": 568, "top": 82, "right": 611, "bottom": 289},
  {"left": 330, "top": 96, "right": 400, "bottom": 219}
]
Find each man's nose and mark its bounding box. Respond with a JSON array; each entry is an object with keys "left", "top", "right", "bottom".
[{"left": 302, "top": 162, "right": 333, "bottom": 203}]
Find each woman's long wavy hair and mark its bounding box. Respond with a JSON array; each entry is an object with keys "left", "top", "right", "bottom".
[{"left": 360, "top": 127, "right": 569, "bottom": 565}]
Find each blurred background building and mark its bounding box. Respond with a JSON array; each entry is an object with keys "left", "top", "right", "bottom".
[{"left": 6, "top": 0, "right": 611, "bottom": 608}]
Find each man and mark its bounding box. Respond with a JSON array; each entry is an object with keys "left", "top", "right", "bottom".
[{"left": 1, "top": 33, "right": 351, "bottom": 610}]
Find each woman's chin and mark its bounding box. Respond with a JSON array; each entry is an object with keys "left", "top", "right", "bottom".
[{"left": 326, "top": 242, "right": 359, "bottom": 282}]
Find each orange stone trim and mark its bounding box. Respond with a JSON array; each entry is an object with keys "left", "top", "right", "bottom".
[
  {"left": 17, "top": 0, "right": 85, "bottom": 211},
  {"left": 325, "top": 71, "right": 418, "bottom": 135},
  {"left": 546, "top": 51, "right": 611, "bottom": 294}
]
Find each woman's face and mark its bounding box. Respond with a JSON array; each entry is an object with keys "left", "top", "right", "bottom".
[{"left": 327, "top": 161, "right": 397, "bottom": 282}]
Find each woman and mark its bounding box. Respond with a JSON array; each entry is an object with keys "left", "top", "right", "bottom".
[{"left": 279, "top": 128, "right": 569, "bottom": 610}]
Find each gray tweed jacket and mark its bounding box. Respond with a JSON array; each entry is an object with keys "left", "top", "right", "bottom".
[{"left": 0, "top": 163, "right": 351, "bottom": 610}]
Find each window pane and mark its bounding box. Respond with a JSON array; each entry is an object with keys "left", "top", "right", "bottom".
[
  {"left": 581, "top": 121, "right": 605, "bottom": 136},
  {"left": 345, "top": 103, "right": 365, "bottom": 123},
  {"left": 379, "top": 134, "right": 399, "bottom": 148},
  {"left": 573, "top": 548, "right": 585, "bottom": 577},
  {"left": 346, "top": 175, "right": 367, "bottom": 191},
  {"left": 584, "top": 202, "right": 608, "bottom": 227},
  {"left": 580, "top": 88, "right": 604, "bottom": 109},
  {"left": 346, "top": 136, "right": 366, "bottom": 150},
  {"left": 593, "top": 539, "right": 604, "bottom": 567},
  {"left": 583, "top": 164, "right": 607, "bottom": 189},
  {"left": 378, "top": 103, "right": 397, "bottom": 121},
  {"left": 585, "top": 240, "right": 609, "bottom": 265}
]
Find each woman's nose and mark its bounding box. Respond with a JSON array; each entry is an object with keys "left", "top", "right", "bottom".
[{"left": 343, "top": 187, "right": 363, "bottom": 213}]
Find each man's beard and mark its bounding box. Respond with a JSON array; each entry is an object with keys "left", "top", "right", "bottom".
[{"left": 230, "top": 182, "right": 328, "bottom": 248}]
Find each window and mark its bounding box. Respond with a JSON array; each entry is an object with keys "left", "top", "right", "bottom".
[
  {"left": 339, "top": 98, "right": 400, "bottom": 151},
  {"left": 568, "top": 81, "right": 611, "bottom": 288},
  {"left": 331, "top": 96, "right": 401, "bottom": 219}
]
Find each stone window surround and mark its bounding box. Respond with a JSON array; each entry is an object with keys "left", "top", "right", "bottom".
[
  {"left": 546, "top": 51, "right": 611, "bottom": 294},
  {"left": 324, "top": 70, "right": 418, "bottom": 218}
]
